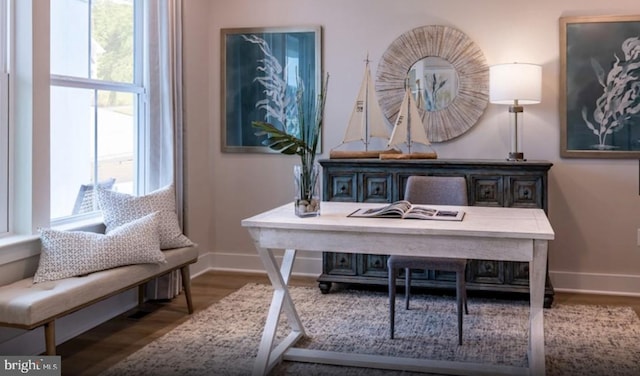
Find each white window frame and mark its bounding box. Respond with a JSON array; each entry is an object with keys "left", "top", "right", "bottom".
[
  {"left": 49, "top": 0, "right": 146, "bottom": 224},
  {"left": 0, "top": 0, "right": 10, "bottom": 235}
]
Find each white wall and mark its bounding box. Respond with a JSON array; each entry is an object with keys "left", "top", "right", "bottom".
[{"left": 184, "top": 0, "right": 640, "bottom": 295}]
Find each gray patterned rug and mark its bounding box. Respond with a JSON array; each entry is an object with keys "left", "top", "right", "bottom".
[{"left": 101, "top": 283, "right": 640, "bottom": 376}]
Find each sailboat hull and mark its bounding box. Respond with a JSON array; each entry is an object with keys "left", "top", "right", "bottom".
[
  {"left": 379, "top": 151, "right": 437, "bottom": 160},
  {"left": 330, "top": 149, "right": 400, "bottom": 159}
]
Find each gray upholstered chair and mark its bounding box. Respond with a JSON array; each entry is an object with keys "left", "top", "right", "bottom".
[{"left": 387, "top": 175, "right": 469, "bottom": 345}]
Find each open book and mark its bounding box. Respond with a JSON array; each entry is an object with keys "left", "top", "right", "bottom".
[{"left": 348, "top": 200, "right": 465, "bottom": 221}]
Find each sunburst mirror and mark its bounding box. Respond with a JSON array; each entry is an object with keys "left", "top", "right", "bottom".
[{"left": 375, "top": 25, "right": 489, "bottom": 142}]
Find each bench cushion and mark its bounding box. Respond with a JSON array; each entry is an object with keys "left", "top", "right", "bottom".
[{"left": 0, "top": 246, "right": 197, "bottom": 327}]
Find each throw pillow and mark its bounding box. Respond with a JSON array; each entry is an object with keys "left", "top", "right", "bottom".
[
  {"left": 34, "top": 212, "right": 166, "bottom": 284},
  {"left": 96, "top": 184, "right": 194, "bottom": 250}
]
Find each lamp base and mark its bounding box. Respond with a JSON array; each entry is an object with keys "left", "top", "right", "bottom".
[{"left": 507, "top": 152, "right": 526, "bottom": 161}]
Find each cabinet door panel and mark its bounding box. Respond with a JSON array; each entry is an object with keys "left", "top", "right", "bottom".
[
  {"left": 323, "top": 252, "right": 357, "bottom": 275},
  {"left": 358, "top": 254, "right": 388, "bottom": 277},
  {"left": 361, "top": 173, "right": 392, "bottom": 202},
  {"left": 470, "top": 175, "right": 504, "bottom": 207},
  {"left": 432, "top": 269, "right": 457, "bottom": 282},
  {"left": 467, "top": 260, "right": 504, "bottom": 284},
  {"left": 508, "top": 261, "right": 531, "bottom": 286},
  {"left": 326, "top": 173, "right": 357, "bottom": 201},
  {"left": 508, "top": 176, "right": 542, "bottom": 208}
]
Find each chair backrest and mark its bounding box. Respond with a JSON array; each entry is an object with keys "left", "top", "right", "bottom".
[{"left": 404, "top": 176, "right": 468, "bottom": 206}]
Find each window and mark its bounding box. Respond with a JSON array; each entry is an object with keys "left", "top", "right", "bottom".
[
  {"left": 50, "top": 0, "right": 144, "bottom": 221},
  {"left": 0, "top": 0, "right": 9, "bottom": 234}
]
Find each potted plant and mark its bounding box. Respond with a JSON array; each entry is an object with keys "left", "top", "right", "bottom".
[{"left": 253, "top": 74, "right": 329, "bottom": 217}]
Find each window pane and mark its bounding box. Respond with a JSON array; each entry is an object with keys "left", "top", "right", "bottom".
[
  {"left": 51, "top": 0, "right": 134, "bottom": 83},
  {"left": 50, "top": 0, "right": 90, "bottom": 78},
  {"left": 96, "top": 91, "right": 135, "bottom": 195},
  {"left": 91, "top": 0, "right": 134, "bottom": 82},
  {"left": 51, "top": 86, "right": 135, "bottom": 219}
]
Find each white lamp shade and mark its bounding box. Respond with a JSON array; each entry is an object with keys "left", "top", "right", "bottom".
[{"left": 489, "top": 63, "right": 542, "bottom": 105}]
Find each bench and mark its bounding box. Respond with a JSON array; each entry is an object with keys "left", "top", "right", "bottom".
[{"left": 0, "top": 245, "right": 198, "bottom": 355}]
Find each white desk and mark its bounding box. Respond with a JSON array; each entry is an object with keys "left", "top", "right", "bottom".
[{"left": 241, "top": 202, "right": 554, "bottom": 376}]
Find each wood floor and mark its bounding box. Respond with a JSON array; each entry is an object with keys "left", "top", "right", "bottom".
[{"left": 56, "top": 270, "right": 640, "bottom": 376}]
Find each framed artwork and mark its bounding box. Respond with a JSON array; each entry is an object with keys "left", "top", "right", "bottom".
[
  {"left": 221, "top": 26, "right": 322, "bottom": 153},
  {"left": 560, "top": 15, "right": 640, "bottom": 158}
]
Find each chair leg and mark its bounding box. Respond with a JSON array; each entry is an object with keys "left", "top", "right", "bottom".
[
  {"left": 456, "top": 271, "right": 464, "bottom": 345},
  {"left": 464, "top": 283, "right": 469, "bottom": 315},
  {"left": 388, "top": 267, "right": 396, "bottom": 339},
  {"left": 404, "top": 268, "right": 411, "bottom": 310}
]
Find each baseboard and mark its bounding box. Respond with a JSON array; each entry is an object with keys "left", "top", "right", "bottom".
[
  {"left": 203, "top": 250, "right": 322, "bottom": 277},
  {"left": 550, "top": 271, "right": 640, "bottom": 297}
]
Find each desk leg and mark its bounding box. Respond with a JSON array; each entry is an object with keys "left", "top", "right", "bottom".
[
  {"left": 253, "top": 248, "right": 306, "bottom": 376},
  {"left": 529, "top": 240, "right": 548, "bottom": 376}
]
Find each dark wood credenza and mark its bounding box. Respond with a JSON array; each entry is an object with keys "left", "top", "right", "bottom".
[{"left": 318, "top": 158, "right": 554, "bottom": 307}]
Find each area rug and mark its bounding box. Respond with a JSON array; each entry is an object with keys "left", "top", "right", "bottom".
[{"left": 101, "top": 283, "right": 640, "bottom": 376}]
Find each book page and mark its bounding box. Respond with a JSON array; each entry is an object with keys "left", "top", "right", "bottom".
[
  {"left": 403, "top": 206, "right": 437, "bottom": 219},
  {"left": 348, "top": 200, "right": 411, "bottom": 217},
  {"left": 405, "top": 206, "right": 465, "bottom": 221}
]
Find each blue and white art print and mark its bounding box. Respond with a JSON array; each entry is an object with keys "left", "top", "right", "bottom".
[
  {"left": 561, "top": 15, "right": 640, "bottom": 158},
  {"left": 221, "top": 26, "right": 321, "bottom": 153}
]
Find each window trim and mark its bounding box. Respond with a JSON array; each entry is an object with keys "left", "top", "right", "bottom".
[{"left": 0, "top": 0, "right": 10, "bottom": 235}]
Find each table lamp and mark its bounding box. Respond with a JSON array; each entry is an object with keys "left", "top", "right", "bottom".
[{"left": 489, "top": 63, "right": 542, "bottom": 161}]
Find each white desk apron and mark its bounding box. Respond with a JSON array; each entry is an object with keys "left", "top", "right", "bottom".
[{"left": 241, "top": 202, "right": 554, "bottom": 376}]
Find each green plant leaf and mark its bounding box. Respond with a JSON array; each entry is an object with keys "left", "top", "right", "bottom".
[{"left": 252, "top": 121, "right": 305, "bottom": 155}]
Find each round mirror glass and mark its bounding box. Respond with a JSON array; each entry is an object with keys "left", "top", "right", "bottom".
[{"left": 408, "top": 57, "right": 459, "bottom": 112}]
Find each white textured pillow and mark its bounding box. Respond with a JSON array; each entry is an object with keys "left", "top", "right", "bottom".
[
  {"left": 34, "top": 212, "right": 166, "bottom": 284},
  {"left": 97, "top": 184, "right": 194, "bottom": 250}
]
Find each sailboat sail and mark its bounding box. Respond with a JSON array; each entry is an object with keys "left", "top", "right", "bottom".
[
  {"left": 341, "top": 61, "right": 389, "bottom": 149},
  {"left": 387, "top": 86, "right": 430, "bottom": 153}
]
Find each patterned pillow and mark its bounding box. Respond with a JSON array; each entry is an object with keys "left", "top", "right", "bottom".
[
  {"left": 97, "top": 184, "right": 194, "bottom": 250},
  {"left": 34, "top": 212, "right": 166, "bottom": 283}
]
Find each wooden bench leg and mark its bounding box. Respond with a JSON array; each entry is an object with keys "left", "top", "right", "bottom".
[
  {"left": 138, "top": 284, "right": 145, "bottom": 306},
  {"left": 180, "top": 266, "right": 194, "bottom": 314},
  {"left": 44, "top": 321, "right": 56, "bottom": 355}
]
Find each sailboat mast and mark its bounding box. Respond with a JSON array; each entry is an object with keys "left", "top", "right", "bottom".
[
  {"left": 364, "top": 55, "right": 370, "bottom": 151},
  {"left": 405, "top": 79, "right": 412, "bottom": 154}
]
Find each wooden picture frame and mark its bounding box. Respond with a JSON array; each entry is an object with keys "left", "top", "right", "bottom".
[
  {"left": 220, "top": 26, "right": 322, "bottom": 153},
  {"left": 560, "top": 15, "right": 640, "bottom": 158}
]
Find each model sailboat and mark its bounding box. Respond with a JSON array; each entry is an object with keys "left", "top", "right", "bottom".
[
  {"left": 379, "top": 83, "right": 438, "bottom": 160},
  {"left": 330, "top": 58, "right": 398, "bottom": 159}
]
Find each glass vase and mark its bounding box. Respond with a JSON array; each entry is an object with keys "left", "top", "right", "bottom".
[{"left": 294, "top": 164, "right": 321, "bottom": 217}]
